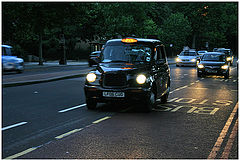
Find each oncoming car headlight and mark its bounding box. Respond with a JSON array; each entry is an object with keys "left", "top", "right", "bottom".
[
  {"left": 191, "top": 58, "right": 196, "bottom": 62},
  {"left": 136, "top": 74, "right": 147, "bottom": 84},
  {"left": 176, "top": 58, "right": 181, "bottom": 62},
  {"left": 227, "top": 57, "right": 232, "bottom": 61},
  {"left": 86, "top": 73, "right": 97, "bottom": 82},
  {"left": 198, "top": 64, "right": 204, "bottom": 69},
  {"left": 221, "top": 65, "right": 229, "bottom": 70}
]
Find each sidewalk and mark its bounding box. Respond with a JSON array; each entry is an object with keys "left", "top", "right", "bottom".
[{"left": 3, "top": 58, "right": 176, "bottom": 87}]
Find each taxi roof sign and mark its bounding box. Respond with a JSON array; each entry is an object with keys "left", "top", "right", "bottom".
[{"left": 121, "top": 38, "right": 138, "bottom": 43}]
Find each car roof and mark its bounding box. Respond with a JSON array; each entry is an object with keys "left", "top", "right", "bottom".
[{"left": 2, "top": 45, "right": 12, "bottom": 48}]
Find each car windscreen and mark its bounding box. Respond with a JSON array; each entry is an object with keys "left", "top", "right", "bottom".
[
  {"left": 202, "top": 54, "right": 226, "bottom": 61},
  {"left": 180, "top": 51, "right": 196, "bottom": 56},
  {"left": 101, "top": 45, "right": 152, "bottom": 63},
  {"left": 2, "top": 47, "right": 12, "bottom": 56}
]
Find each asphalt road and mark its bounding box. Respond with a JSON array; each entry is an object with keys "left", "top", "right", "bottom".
[{"left": 2, "top": 63, "right": 238, "bottom": 159}]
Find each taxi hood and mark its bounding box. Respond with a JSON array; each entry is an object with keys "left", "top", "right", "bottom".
[{"left": 96, "top": 62, "right": 149, "bottom": 74}]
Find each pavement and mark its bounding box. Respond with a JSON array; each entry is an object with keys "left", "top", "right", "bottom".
[{"left": 2, "top": 58, "right": 176, "bottom": 87}]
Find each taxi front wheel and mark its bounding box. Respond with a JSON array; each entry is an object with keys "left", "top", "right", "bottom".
[
  {"left": 144, "top": 91, "right": 156, "bottom": 112},
  {"left": 86, "top": 99, "right": 97, "bottom": 110}
]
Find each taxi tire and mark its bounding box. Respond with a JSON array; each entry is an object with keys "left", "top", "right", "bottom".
[
  {"left": 160, "top": 87, "right": 170, "bottom": 103},
  {"left": 86, "top": 99, "right": 97, "bottom": 110},
  {"left": 224, "top": 72, "right": 229, "bottom": 79},
  {"left": 145, "top": 91, "right": 156, "bottom": 112}
]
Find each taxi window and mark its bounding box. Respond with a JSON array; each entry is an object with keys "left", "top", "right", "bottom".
[{"left": 101, "top": 45, "right": 152, "bottom": 63}]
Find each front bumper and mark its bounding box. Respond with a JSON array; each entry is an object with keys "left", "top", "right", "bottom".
[
  {"left": 198, "top": 68, "right": 228, "bottom": 75},
  {"left": 176, "top": 61, "right": 196, "bottom": 66},
  {"left": 3, "top": 62, "right": 24, "bottom": 71},
  {"left": 84, "top": 85, "right": 151, "bottom": 103}
]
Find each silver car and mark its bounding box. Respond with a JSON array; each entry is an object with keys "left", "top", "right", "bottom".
[
  {"left": 2, "top": 45, "right": 24, "bottom": 73},
  {"left": 176, "top": 50, "right": 199, "bottom": 67}
]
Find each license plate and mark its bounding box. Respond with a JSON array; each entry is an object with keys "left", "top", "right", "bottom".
[
  {"left": 103, "top": 92, "right": 125, "bottom": 98},
  {"left": 206, "top": 69, "right": 217, "bottom": 73}
]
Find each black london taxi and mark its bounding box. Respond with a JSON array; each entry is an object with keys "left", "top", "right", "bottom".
[
  {"left": 84, "top": 38, "right": 171, "bottom": 112},
  {"left": 197, "top": 52, "right": 230, "bottom": 79}
]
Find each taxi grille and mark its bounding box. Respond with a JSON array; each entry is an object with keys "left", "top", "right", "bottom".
[{"left": 103, "top": 73, "right": 127, "bottom": 87}]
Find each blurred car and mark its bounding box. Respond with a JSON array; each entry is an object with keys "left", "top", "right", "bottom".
[
  {"left": 88, "top": 51, "right": 101, "bottom": 67},
  {"left": 197, "top": 50, "right": 207, "bottom": 56},
  {"left": 215, "top": 48, "right": 233, "bottom": 66},
  {"left": 197, "top": 52, "right": 229, "bottom": 79},
  {"left": 2, "top": 45, "right": 24, "bottom": 73},
  {"left": 176, "top": 50, "right": 199, "bottom": 66}
]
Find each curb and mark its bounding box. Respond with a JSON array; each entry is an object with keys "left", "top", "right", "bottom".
[
  {"left": 3, "top": 73, "right": 87, "bottom": 88},
  {"left": 3, "top": 62, "right": 176, "bottom": 88}
]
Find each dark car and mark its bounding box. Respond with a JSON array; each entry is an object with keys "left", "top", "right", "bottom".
[
  {"left": 84, "top": 38, "right": 171, "bottom": 112},
  {"left": 215, "top": 48, "right": 233, "bottom": 66},
  {"left": 197, "top": 52, "right": 229, "bottom": 79},
  {"left": 88, "top": 51, "right": 101, "bottom": 67}
]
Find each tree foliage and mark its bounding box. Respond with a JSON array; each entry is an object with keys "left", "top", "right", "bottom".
[{"left": 2, "top": 2, "right": 238, "bottom": 60}]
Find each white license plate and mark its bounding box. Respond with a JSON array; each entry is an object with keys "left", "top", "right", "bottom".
[
  {"left": 206, "top": 69, "right": 217, "bottom": 73},
  {"left": 103, "top": 92, "right": 125, "bottom": 98}
]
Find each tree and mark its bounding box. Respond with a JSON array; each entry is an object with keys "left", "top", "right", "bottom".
[{"left": 160, "top": 13, "right": 192, "bottom": 53}]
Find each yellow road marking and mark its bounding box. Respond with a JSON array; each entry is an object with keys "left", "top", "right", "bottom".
[
  {"left": 5, "top": 147, "right": 37, "bottom": 159},
  {"left": 92, "top": 116, "right": 111, "bottom": 124},
  {"left": 55, "top": 128, "right": 83, "bottom": 139},
  {"left": 208, "top": 102, "right": 238, "bottom": 159}
]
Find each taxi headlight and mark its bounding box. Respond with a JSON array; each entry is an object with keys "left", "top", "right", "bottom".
[
  {"left": 191, "top": 58, "right": 196, "bottom": 62},
  {"left": 86, "top": 73, "right": 97, "bottom": 82},
  {"left": 136, "top": 74, "right": 147, "bottom": 84},
  {"left": 227, "top": 57, "right": 232, "bottom": 61},
  {"left": 221, "top": 65, "right": 229, "bottom": 70},
  {"left": 198, "top": 64, "right": 204, "bottom": 69},
  {"left": 176, "top": 58, "right": 181, "bottom": 62}
]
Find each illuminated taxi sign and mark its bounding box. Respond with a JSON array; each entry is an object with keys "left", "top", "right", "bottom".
[{"left": 121, "top": 38, "right": 138, "bottom": 43}]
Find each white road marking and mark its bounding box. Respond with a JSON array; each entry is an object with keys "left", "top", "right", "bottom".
[
  {"left": 231, "top": 67, "right": 237, "bottom": 70},
  {"left": 58, "top": 104, "right": 86, "bottom": 113},
  {"left": 2, "top": 122, "right": 27, "bottom": 131}
]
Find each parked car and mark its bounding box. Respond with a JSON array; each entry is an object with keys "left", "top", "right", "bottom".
[
  {"left": 2, "top": 45, "right": 24, "bottom": 73},
  {"left": 88, "top": 51, "right": 101, "bottom": 67},
  {"left": 197, "top": 50, "right": 207, "bottom": 56},
  {"left": 84, "top": 38, "right": 171, "bottom": 112},
  {"left": 215, "top": 48, "right": 233, "bottom": 66},
  {"left": 176, "top": 50, "right": 199, "bottom": 66},
  {"left": 197, "top": 52, "right": 229, "bottom": 79}
]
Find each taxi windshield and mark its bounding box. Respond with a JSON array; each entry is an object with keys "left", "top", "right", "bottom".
[
  {"left": 180, "top": 51, "right": 197, "bottom": 56},
  {"left": 101, "top": 45, "right": 152, "bottom": 63},
  {"left": 202, "top": 54, "right": 226, "bottom": 61}
]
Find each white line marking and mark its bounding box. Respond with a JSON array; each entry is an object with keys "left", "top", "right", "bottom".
[
  {"left": 231, "top": 67, "right": 237, "bottom": 70},
  {"left": 2, "top": 122, "right": 27, "bottom": 131},
  {"left": 58, "top": 104, "right": 86, "bottom": 113}
]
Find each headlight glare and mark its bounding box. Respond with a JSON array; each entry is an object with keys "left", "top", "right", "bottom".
[
  {"left": 198, "top": 64, "right": 204, "bottom": 69},
  {"left": 227, "top": 57, "right": 232, "bottom": 61},
  {"left": 86, "top": 73, "right": 97, "bottom": 82},
  {"left": 176, "top": 58, "right": 181, "bottom": 62},
  {"left": 136, "top": 74, "right": 146, "bottom": 84},
  {"left": 221, "top": 65, "right": 228, "bottom": 70},
  {"left": 191, "top": 58, "right": 196, "bottom": 62}
]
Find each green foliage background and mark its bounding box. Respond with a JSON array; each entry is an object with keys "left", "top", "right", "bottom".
[{"left": 2, "top": 2, "right": 238, "bottom": 61}]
